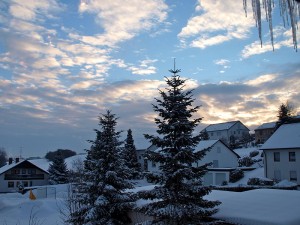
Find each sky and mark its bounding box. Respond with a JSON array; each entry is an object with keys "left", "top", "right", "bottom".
[{"left": 0, "top": 0, "right": 299, "bottom": 158}]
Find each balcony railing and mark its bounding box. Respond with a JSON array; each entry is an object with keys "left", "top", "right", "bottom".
[{"left": 4, "top": 174, "right": 45, "bottom": 180}]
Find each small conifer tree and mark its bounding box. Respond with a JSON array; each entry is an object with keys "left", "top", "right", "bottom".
[
  {"left": 48, "top": 151, "right": 69, "bottom": 184},
  {"left": 122, "top": 129, "right": 141, "bottom": 179}
]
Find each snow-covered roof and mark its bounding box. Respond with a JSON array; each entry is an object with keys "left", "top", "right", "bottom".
[
  {"left": 0, "top": 160, "right": 49, "bottom": 175},
  {"left": 195, "top": 139, "right": 240, "bottom": 158},
  {"left": 255, "top": 121, "right": 276, "bottom": 130},
  {"left": 204, "top": 121, "right": 248, "bottom": 132},
  {"left": 261, "top": 123, "right": 300, "bottom": 150}
]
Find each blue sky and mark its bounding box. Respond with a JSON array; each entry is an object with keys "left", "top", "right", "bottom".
[{"left": 0, "top": 0, "right": 299, "bottom": 157}]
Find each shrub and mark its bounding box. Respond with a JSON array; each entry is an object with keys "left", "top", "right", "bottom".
[
  {"left": 247, "top": 177, "right": 274, "bottom": 186},
  {"left": 249, "top": 150, "right": 259, "bottom": 158},
  {"left": 229, "top": 169, "right": 244, "bottom": 183},
  {"left": 238, "top": 156, "right": 254, "bottom": 167}
]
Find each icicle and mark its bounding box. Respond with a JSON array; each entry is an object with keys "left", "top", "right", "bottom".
[{"left": 247, "top": 0, "right": 299, "bottom": 51}]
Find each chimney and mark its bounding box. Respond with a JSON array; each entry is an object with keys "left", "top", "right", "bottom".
[
  {"left": 15, "top": 157, "right": 20, "bottom": 163},
  {"left": 9, "top": 158, "right": 13, "bottom": 165}
]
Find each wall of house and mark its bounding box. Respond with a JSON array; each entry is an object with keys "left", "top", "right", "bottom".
[
  {"left": 264, "top": 149, "right": 300, "bottom": 185},
  {"left": 194, "top": 141, "right": 239, "bottom": 168},
  {"left": 208, "top": 130, "right": 228, "bottom": 143},
  {"left": 228, "top": 122, "right": 249, "bottom": 142},
  {"left": 0, "top": 168, "right": 49, "bottom": 193},
  {"left": 136, "top": 150, "right": 146, "bottom": 171},
  {"left": 255, "top": 128, "right": 274, "bottom": 144}
]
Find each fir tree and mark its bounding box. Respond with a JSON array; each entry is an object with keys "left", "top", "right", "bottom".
[
  {"left": 69, "top": 110, "right": 135, "bottom": 225},
  {"left": 200, "top": 129, "right": 209, "bottom": 140},
  {"left": 122, "top": 129, "right": 141, "bottom": 179},
  {"left": 48, "top": 150, "right": 69, "bottom": 184},
  {"left": 137, "top": 67, "right": 220, "bottom": 224}
]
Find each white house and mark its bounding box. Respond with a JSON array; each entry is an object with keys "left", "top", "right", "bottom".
[
  {"left": 0, "top": 159, "right": 49, "bottom": 193},
  {"left": 145, "top": 140, "right": 240, "bottom": 186},
  {"left": 261, "top": 123, "right": 300, "bottom": 185},
  {"left": 203, "top": 121, "right": 249, "bottom": 145}
]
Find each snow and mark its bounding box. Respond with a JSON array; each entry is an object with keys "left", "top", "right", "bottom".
[
  {"left": 255, "top": 121, "right": 276, "bottom": 130},
  {"left": 261, "top": 123, "right": 300, "bottom": 149},
  {"left": 206, "top": 189, "right": 300, "bottom": 225},
  {"left": 204, "top": 121, "right": 238, "bottom": 132}
]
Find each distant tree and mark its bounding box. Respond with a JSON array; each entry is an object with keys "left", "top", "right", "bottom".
[
  {"left": 137, "top": 67, "right": 220, "bottom": 224},
  {"left": 69, "top": 110, "right": 135, "bottom": 225},
  {"left": 200, "top": 129, "right": 210, "bottom": 140},
  {"left": 276, "top": 102, "right": 295, "bottom": 129},
  {"left": 48, "top": 151, "right": 69, "bottom": 184},
  {"left": 229, "top": 135, "right": 237, "bottom": 149},
  {"left": 0, "top": 147, "right": 7, "bottom": 167},
  {"left": 69, "top": 157, "right": 84, "bottom": 183},
  {"left": 122, "top": 129, "right": 141, "bottom": 179},
  {"left": 45, "top": 149, "right": 76, "bottom": 162}
]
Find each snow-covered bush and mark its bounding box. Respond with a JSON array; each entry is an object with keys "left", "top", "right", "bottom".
[
  {"left": 238, "top": 156, "right": 254, "bottom": 167},
  {"left": 249, "top": 150, "right": 259, "bottom": 158},
  {"left": 247, "top": 177, "right": 274, "bottom": 186},
  {"left": 229, "top": 169, "right": 244, "bottom": 183}
]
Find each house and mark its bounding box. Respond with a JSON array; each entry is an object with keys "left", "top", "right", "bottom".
[
  {"left": 202, "top": 121, "right": 250, "bottom": 146},
  {"left": 254, "top": 121, "right": 276, "bottom": 144},
  {"left": 136, "top": 149, "right": 147, "bottom": 171},
  {"left": 0, "top": 158, "right": 49, "bottom": 193},
  {"left": 145, "top": 140, "right": 240, "bottom": 186},
  {"left": 261, "top": 123, "right": 300, "bottom": 185}
]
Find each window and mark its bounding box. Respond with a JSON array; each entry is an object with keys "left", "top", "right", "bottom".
[
  {"left": 290, "top": 171, "right": 297, "bottom": 182},
  {"left": 22, "top": 169, "right": 26, "bottom": 174},
  {"left": 274, "top": 152, "right": 280, "bottom": 162},
  {"left": 23, "top": 181, "right": 28, "bottom": 187},
  {"left": 138, "top": 156, "right": 141, "bottom": 159},
  {"left": 8, "top": 182, "right": 14, "bottom": 188},
  {"left": 211, "top": 132, "right": 214, "bottom": 136},
  {"left": 289, "top": 152, "right": 296, "bottom": 162},
  {"left": 213, "top": 160, "right": 219, "bottom": 168},
  {"left": 13, "top": 169, "right": 20, "bottom": 174},
  {"left": 28, "top": 169, "right": 36, "bottom": 174},
  {"left": 152, "top": 162, "right": 156, "bottom": 167}
]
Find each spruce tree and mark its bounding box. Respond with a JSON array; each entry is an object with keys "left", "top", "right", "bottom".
[
  {"left": 137, "top": 67, "right": 220, "bottom": 224},
  {"left": 123, "top": 129, "right": 141, "bottom": 179},
  {"left": 48, "top": 150, "right": 69, "bottom": 184},
  {"left": 70, "top": 110, "right": 135, "bottom": 225}
]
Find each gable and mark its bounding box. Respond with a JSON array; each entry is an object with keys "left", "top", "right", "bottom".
[{"left": 0, "top": 160, "right": 49, "bottom": 175}]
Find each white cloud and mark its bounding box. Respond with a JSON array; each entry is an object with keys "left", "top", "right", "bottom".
[
  {"left": 77, "top": 0, "right": 168, "bottom": 46},
  {"left": 127, "top": 59, "right": 158, "bottom": 75},
  {"left": 178, "top": 0, "right": 254, "bottom": 49}
]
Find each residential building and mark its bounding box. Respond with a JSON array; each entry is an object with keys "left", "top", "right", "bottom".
[
  {"left": 0, "top": 159, "right": 49, "bottom": 193},
  {"left": 254, "top": 121, "right": 276, "bottom": 144},
  {"left": 145, "top": 140, "right": 240, "bottom": 186},
  {"left": 202, "top": 121, "right": 250, "bottom": 145},
  {"left": 261, "top": 123, "right": 300, "bottom": 185}
]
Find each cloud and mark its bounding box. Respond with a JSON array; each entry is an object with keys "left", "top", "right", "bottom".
[
  {"left": 127, "top": 59, "right": 158, "bottom": 75},
  {"left": 77, "top": 0, "right": 168, "bottom": 46},
  {"left": 178, "top": 0, "right": 254, "bottom": 49}
]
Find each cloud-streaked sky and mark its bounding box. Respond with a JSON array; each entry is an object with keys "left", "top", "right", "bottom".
[{"left": 1, "top": 0, "right": 299, "bottom": 157}]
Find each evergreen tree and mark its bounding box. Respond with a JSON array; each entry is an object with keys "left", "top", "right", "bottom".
[
  {"left": 48, "top": 151, "right": 69, "bottom": 184},
  {"left": 276, "top": 102, "right": 294, "bottom": 129},
  {"left": 69, "top": 110, "right": 135, "bottom": 225},
  {"left": 122, "top": 129, "right": 141, "bottom": 179},
  {"left": 137, "top": 68, "right": 220, "bottom": 224}
]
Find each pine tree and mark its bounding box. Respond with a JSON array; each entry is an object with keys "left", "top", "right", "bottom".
[
  {"left": 48, "top": 150, "right": 69, "bottom": 184},
  {"left": 200, "top": 129, "right": 209, "bottom": 140},
  {"left": 69, "top": 110, "right": 135, "bottom": 225},
  {"left": 276, "top": 102, "right": 294, "bottom": 129},
  {"left": 122, "top": 129, "right": 141, "bottom": 179},
  {"left": 137, "top": 67, "right": 220, "bottom": 224}
]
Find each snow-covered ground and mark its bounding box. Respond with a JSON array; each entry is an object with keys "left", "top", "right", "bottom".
[
  {"left": 1, "top": 183, "right": 300, "bottom": 225},
  {"left": 0, "top": 148, "right": 299, "bottom": 225}
]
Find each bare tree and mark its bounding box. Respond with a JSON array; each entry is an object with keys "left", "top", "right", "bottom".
[{"left": 0, "top": 147, "right": 7, "bottom": 167}]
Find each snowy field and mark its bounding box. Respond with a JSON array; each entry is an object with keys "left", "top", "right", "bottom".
[
  {"left": 0, "top": 183, "right": 300, "bottom": 225},
  {"left": 1, "top": 148, "right": 299, "bottom": 225}
]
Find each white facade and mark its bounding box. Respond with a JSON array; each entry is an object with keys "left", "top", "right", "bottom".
[
  {"left": 146, "top": 140, "right": 240, "bottom": 185},
  {"left": 0, "top": 160, "right": 49, "bottom": 193},
  {"left": 261, "top": 123, "right": 300, "bottom": 185}
]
